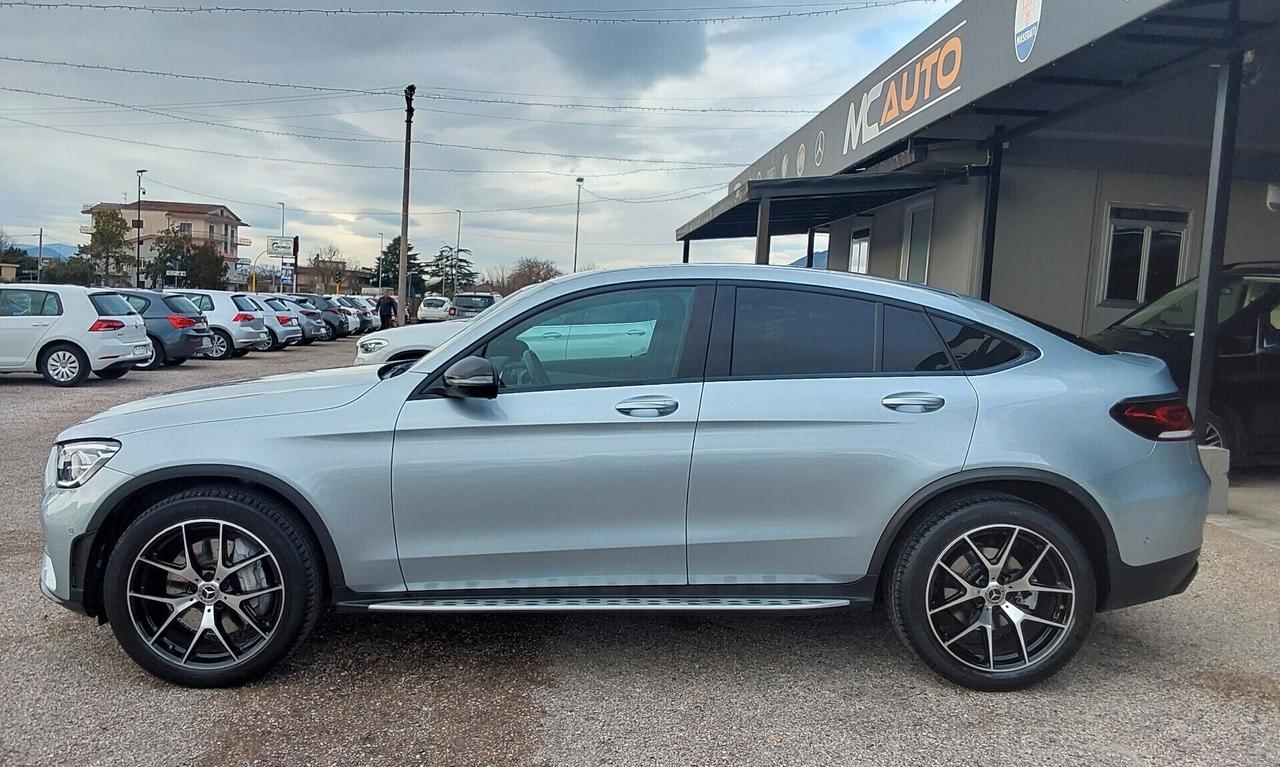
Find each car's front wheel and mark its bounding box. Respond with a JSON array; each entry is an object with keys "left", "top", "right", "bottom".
[
  {"left": 101, "top": 486, "right": 322, "bottom": 687},
  {"left": 887, "top": 492, "right": 1095, "bottom": 691}
]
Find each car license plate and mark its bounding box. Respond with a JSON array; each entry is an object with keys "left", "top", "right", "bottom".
[
  {"left": 259, "top": 332, "right": 269, "bottom": 340},
  {"left": 199, "top": 339, "right": 211, "bottom": 348},
  {"left": 133, "top": 344, "right": 149, "bottom": 356}
]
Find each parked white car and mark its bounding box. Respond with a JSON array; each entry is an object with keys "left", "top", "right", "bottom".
[
  {"left": 353, "top": 319, "right": 470, "bottom": 366},
  {"left": 416, "top": 296, "right": 453, "bottom": 322},
  {"left": 170, "top": 289, "right": 269, "bottom": 360},
  {"left": 0, "top": 284, "right": 151, "bottom": 386}
]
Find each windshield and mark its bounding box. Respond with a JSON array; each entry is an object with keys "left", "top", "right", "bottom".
[
  {"left": 89, "top": 292, "right": 136, "bottom": 316},
  {"left": 1119, "top": 274, "right": 1280, "bottom": 331},
  {"left": 454, "top": 295, "right": 496, "bottom": 309}
]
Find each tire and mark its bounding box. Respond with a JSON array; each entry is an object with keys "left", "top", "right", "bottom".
[
  {"left": 135, "top": 337, "right": 166, "bottom": 370},
  {"left": 205, "top": 329, "right": 234, "bottom": 361},
  {"left": 253, "top": 330, "right": 277, "bottom": 352},
  {"left": 298, "top": 337, "right": 314, "bottom": 346},
  {"left": 162, "top": 357, "right": 188, "bottom": 367},
  {"left": 886, "top": 492, "right": 1095, "bottom": 691},
  {"left": 321, "top": 322, "right": 338, "bottom": 341},
  {"left": 95, "top": 367, "right": 130, "bottom": 380},
  {"left": 101, "top": 485, "right": 322, "bottom": 688},
  {"left": 1200, "top": 410, "right": 1238, "bottom": 458},
  {"left": 38, "top": 343, "right": 90, "bottom": 387}
]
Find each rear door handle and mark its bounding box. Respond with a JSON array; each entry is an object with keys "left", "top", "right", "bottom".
[
  {"left": 882, "top": 393, "right": 945, "bottom": 413},
  {"left": 542, "top": 332, "right": 562, "bottom": 339},
  {"left": 625, "top": 328, "right": 647, "bottom": 336},
  {"left": 615, "top": 395, "right": 679, "bottom": 417}
]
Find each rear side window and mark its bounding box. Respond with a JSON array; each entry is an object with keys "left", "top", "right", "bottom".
[
  {"left": 186, "top": 294, "right": 215, "bottom": 312},
  {"left": 89, "top": 292, "right": 136, "bottom": 316},
  {"left": 163, "top": 295, "right": 201, "bottom": 314},
  {"left": 232, "top": 295, "right": 258, "bottom": 312},
  {"left": 930, "top": 316, "right": 1024, "bottom": 371},
  {"left": 883, "top": 305, "right": 954, "bottom": 372},
  {"left": 264, "top": 298, "right": 288, "bottom": 311},
  {"left": 0, "top": 289, "right": 62, "bottom": 317},
  {"left": 124, "top": 295, "right": 150, "bottom": 314},
  {"left": 731, "top": 287, "right": 874, "bottom": 377}
]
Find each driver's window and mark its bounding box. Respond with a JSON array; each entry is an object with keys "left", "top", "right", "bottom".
[{"left": 485, "top": 286, "right": 695, "bottom": 392}]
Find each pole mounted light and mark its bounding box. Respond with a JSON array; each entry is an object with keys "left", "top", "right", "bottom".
[
  {"left": 573, "top": 176, "right": 584, "bottom": 273},
  {"left": 135, "top": 169, "right": 147, "bottom": 288}
]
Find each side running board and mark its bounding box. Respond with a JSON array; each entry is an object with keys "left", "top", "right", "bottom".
[{"left": 339, "top": 596, "right": 853, "bottom": 613}]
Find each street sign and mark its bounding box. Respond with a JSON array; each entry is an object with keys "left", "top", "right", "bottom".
[
  {"left": 267, "top": 235, "right": 293, "bottom": 259},
  {"left": 166, "top": 270, "right": 187, "bottom": 277}
]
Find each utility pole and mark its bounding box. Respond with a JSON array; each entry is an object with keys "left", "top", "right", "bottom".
[
  {"left": 377, "top": 232, "right": 384, "bottom": 291},
  {"left": 135, "top": 169, "right": 147, "bottom": 288},
  {"left": 36, "top": 228, "right": 43, "bottom": 281},
  {"left": 278, "top": 202, "right": 285, "bottom": 236},
  {"left": 397, "top": 84, "right": 416, "bottom": 324},
  {"left": 572, "top": 176, "right": 583, "bottom": 273},
  {"left": 453, "top": 209, "right": 462, "bottom": 297}
]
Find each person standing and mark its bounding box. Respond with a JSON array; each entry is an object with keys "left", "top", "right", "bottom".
[{"left": 375, "top": 290, "right": 398, "bottom": 330}]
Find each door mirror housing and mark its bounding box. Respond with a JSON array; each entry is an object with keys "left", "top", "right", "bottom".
[{"left": 441, "top": 356, "right": 500, "bottom": 399}]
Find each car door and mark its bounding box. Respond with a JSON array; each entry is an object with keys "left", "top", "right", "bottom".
[
  {"left": 391, "top": 283, "right": 713, "bottom": 591},
  {"left": 0, "top": 288, "right": 60, "bottom": 368},
  {"left": 686, "top": 285, "right": 979, "bottom": 586}
]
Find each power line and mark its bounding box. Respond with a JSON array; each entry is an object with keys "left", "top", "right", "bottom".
[
  {"left": 0, "top": 85, "right": 744, "bottom": 166},
  {"left": 0, "top": 114, "right": 728, "bottom": 178},
  {"left": 0, "top": 56, "right": 820, "bottom": 114},
  {"left": 0, "top": 1, "right": 942, "bottom": 24}
]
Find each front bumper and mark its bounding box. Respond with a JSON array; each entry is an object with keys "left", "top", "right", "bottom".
[{"left": 38, "top": 462, "right": 136, "bottom": 615}]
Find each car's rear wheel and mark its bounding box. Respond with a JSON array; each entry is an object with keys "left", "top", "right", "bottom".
[
  {"left": 135, "top": 337, "right": 166, "bottom": 370},
  {"left": 38, "top": 343, "right": 90, "bottom": 387},
  {"left": 321, "top": 322, "right": 337, "bottom": 341},
  {"left": 205, "top": 329, "right": 233, "bottom": 360},
  {"left": 162, "top": 357, "right": 188, "bottom": 367},
  {"left": 1200, "top": 410, "right": 1237, "bottom": 458},
  {"left": 101, "top": 486, "right": 322, "bottom": 688},
  {"left": 887, "top": 492, "right": 1095, "bottom": 691},
  {"left": 96, "top": 367, "right": 130, "bottom": 380}
]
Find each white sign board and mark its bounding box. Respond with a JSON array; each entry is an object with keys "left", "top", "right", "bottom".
[
  {"left": 166, "top": 270, "right": 187, "bottom": 277},
  {"left": 267, "top": 235, "right": 293, "bottom": 259}
]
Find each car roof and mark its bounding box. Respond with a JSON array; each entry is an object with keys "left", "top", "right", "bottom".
[{"left": 1226, "top": 261, "right": 1280, "bottom": 274}]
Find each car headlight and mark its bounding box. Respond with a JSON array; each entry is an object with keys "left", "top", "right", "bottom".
[
  {"left": 359, "top": 338, "right": 389, "bottom": 354},
  {"left": 55, "top": 440, "right": 120, "bottom": 488}
]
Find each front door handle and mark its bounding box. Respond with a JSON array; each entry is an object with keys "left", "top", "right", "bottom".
[
  {"left": 615, "top": 395, "right": 679, "bottom": 417},
  {"left": 542, "top": 332, "right": 563, "bottom": 339},
  {"left": 882, "top": 393, "right": 945, "bottom": 413}
]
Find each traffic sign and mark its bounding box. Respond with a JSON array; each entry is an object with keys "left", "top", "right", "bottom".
[
  {"left": 166, "top": 270, "right": 187, "bottom": 277},
  {"left": 267, "top": 235, "right": 293, "bottom": 258}
]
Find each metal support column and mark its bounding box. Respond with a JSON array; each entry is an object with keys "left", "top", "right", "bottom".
[
  {"left": 1188, "top": 53, "right": 1242, "bottom": 432},
  {"left": 805, "top": 229, "right": 816, "bottom": 268},
  {"left": 978, "top": 130, "right": 1005, "bottom": 302},
  {"left": 754, "top": 196, "right": 771, "bottom": 265},
  {"left": 681, "top": 239, "right": 690, "bottom": 264}
]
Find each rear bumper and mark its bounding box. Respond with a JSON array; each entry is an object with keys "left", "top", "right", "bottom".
[
  {"left": 166, "top": 331, "right": 212, "bottom": 358},
  {"left": 1101, "top": 548, "right": 1199, "bottom": 611},
  {"left": 229, "top": 325, "right": 269, "bottom": 349},
  {"left": 89, "top": 338, "right": 152, "bottom": 371}
]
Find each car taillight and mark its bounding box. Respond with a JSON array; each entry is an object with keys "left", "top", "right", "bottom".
[
  {"left": 277, "top": 314, "right": 294, "bottom": 325},
  {"left": 341, "top": 308, "right": 354, "bottom": 315},
  {"left": 167, "top": 314, "right": 198, "bottom": 329},
  {"left": 88, "top": 319, "right": 125, "bottom": 332},
  {"left": 302, "top": 310, "right": 319, "bottom": 317},
  {"left": 448, "top": 307, "right": 457, "bottom": 316},
  {"left": 231, "top": 312, "right": 254, "bottom": 323},
  {"left": 1110, "top": 397, "right": 1195, "bottom": 441}
]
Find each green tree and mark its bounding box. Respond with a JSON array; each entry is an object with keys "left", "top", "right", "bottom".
[
  {"left": 183, "top": 242, "right": 227, "bottom": 289},
  {"left": 1, "top": 245, "right": 38, "bottom": 279},
  {"left": 77, "top": 210, "right": 132, "bottom": 286},
  {"left": 146, "top": 226, "right": 193, "bottom": 288},
  {"left": 375, "top": 236, "right": 426, "bottom": 295},
  {"left": 428, "top": 245, "right": 478, "bottom": 296},
  {"left": 41, "top": 255, "right": 95, "bottom": 286}
]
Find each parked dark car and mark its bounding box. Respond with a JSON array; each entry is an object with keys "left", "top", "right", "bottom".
[
  {"left": 116, "top": 289, "right": 213, "bottom": 370},
  {"left": 333, "top": 295, "right": 374, "bottom": 333},
  {"left": 289, "top": 293, "right": 349, "bottom": 339},
  {"left": 274, "top": 294, "right": 329, "bottom": 343},
  {"left": 1090, "top": 262, "right": 1280, "bottom": 463}
]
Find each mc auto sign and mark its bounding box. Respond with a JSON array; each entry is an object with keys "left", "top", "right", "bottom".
[{"left": 724, "top": 0, "right": 1176, "bottom": 200}]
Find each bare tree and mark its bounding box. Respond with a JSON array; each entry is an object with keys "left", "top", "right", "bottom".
[
  {"left": 485, "top": 264, "right": 512, "bottom": 294},
  {"left": 308, "top": 243, "right": 345, "bottom": 292},
  {"left": 506, "top": 256, "right": 563, "bottom": 292}
]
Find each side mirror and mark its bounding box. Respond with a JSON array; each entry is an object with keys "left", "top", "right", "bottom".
[{"left": 442, "top": 356, "right": 500, "bottom": 399}]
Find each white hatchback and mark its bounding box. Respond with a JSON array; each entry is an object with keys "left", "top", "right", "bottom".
[{"left": 0, "top": 284, "right": 150, "bottom": 386}]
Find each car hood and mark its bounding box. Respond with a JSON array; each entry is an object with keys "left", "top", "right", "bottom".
[
  {"left": 59, "top": 365, "right": 383, "bottom": 440},
  {"left": 363, "top": 320, "right": 469, "bottom": 346}
]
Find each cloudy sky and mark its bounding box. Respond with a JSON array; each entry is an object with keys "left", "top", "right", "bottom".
[{"left": 0, "top": 0, "right": 954, "bottom": 276}]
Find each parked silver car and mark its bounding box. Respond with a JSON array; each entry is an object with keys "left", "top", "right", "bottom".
[
  {"left": 39, "top": 265, "right": 1208, "bottom": 690},
  {"left": 248, "top": 294, "right": 304, "bottom": 351},
  {"left": 170, "top": 289, "right": 268, "bottom": 360}
]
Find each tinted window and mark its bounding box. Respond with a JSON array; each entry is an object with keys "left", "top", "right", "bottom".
[
  {"left": 124, "top": 295, "right": 150, "bottom": 314},
  {"left": 930, "top": 316, "right": 1023, "bottom": 371},
  {"left": 164, "top": 295, "right": 201, "bottom": 314},
  {"left": 89, "top": 292, "right": 136, "bottom": 316},
  {"left": 883, "top": 305, "right": 953, "bottom": 372},
  {"left": 485, "top": 286, "right": 694, "bottom": 391},
  {"left": 455, "top": 295, "right": 495, "bottom": 309},
  {"left": 232, "top": 295, "right": 258, "bottom": 312},
  {"left": 731, "top": 287, "right": 874, "bottom": 377},
  {"left": 184, "top": 293, "right": 214, "bottom": 312},
  {"left": 0, "top": 289, "right": 61, "bottom": 317},
  {"left": 264, "top": 298, "right": 288, "bottom": 311},
  {"left": 423, "top": 299, "right": 446, "bottom": 308}
]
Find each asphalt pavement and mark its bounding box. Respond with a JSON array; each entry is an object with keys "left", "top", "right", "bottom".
[{"left": 1, "top": 338, "right": 1276, "bottom": 766}]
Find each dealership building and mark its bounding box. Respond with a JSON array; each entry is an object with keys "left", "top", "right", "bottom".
[{"left": 677, "top": 0, "right": 1278, "bottom": 421}]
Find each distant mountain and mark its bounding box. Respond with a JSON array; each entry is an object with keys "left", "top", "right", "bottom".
[
  {"left": 788, "top": 249, "right": 828, "bottom": 269},
  {"left": 12, "top": 243, "right": 78, "bottom": 261}
]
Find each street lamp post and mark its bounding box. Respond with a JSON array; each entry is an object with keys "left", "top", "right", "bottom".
[
  {"left": 278, "top": 202, "right": 285, "bottom": 236},
  {"left": 572, "top": 176, "right": 583, "bottom": 273},
  {"left": 135, "top": 169, "right": 147, "bottom": 287}
]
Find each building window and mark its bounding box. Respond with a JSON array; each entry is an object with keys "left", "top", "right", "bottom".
[
  {"left": 1100, "top": 205, "right": 1190, "bottom": 305},
  {"left": 900, "top": 197, "right": 933, "bottom": 284},
  {"left": 178, "top": 222, "right": 192, "bottom": 236},
  {"left": 849, "top": 230, "right": 870, "bottom": 274}
]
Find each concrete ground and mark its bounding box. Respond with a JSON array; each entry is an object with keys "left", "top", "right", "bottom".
[{"left": 1, "top": 339, "right": 1276, "bottom": 766}]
